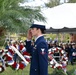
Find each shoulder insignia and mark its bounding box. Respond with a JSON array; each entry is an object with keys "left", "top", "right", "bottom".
[{"left": 41, "top": 48, "right": 46, "bottom": 55}]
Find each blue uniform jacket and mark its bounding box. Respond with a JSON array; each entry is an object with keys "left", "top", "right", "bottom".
[{"left": 25, "top": 36, "right": 48, "bottom": 75}]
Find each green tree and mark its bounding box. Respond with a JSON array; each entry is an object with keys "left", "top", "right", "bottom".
[
  {"left": 0, "top": 0, "right": 46, "bottom": 33},
  {"left": 68, "top": 0, "right": 76, "bottom": 3},
  {"left": 45, "top": 0, "right": 60, "bottom": 8}
]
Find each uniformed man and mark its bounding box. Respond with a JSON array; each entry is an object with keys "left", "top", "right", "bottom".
[{"left": 25, "top": 24, "right": 48, "bottom": 75}]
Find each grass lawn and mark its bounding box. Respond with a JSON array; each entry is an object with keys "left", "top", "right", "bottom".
[{"left": 0, "top": 63, "right": 76, "bottom": 75}]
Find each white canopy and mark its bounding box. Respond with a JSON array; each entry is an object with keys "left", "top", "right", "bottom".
[{"left": 34, "top": 3, "right": 76, "bottom": 29}]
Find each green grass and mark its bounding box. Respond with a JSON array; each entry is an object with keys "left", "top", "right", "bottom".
[
  {"left": 0, "top": 64, "right": 30, "bottom": 75},
  {"left": 0, "top": 63, "right": 76, "bottom": 75}
]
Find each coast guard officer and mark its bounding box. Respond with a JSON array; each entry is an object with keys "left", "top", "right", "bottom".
[{"left": 25, "top": 24, "right": 48, "bottom": 75}]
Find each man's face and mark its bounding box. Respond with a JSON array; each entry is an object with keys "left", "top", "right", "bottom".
[{"left": 31, "top": 28, "right": 39, "bottom": 37}]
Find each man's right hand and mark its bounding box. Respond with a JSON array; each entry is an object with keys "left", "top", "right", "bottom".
[{"left": 27, "top": 29, "right": 32, "bottom": 40}]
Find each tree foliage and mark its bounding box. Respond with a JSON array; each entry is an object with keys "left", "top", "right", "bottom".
[
  {"left": 0, "top": 0, "right": 46, "bottom": 33},
  {"left": 45, "top": 0, "right": 76, "bottom": 8},
  {"left": 68, "top": 0, "right": 76, "bottom": 3},
  {"left": 45, "top": 0, "right": 60, "bottom": 8}
]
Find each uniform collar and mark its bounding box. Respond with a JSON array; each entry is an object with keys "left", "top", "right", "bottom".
[{"left": 35, "top": 35, "right": 43, "bottom": 42}]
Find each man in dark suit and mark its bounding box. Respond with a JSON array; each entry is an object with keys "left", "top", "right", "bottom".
[{"left": 25, "top": 24, "right": 48, "bottom": 75}]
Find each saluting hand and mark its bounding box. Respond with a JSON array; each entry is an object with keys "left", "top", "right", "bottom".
[{"left": 27, "top": 29, "right": 32, "bottom": 40}]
